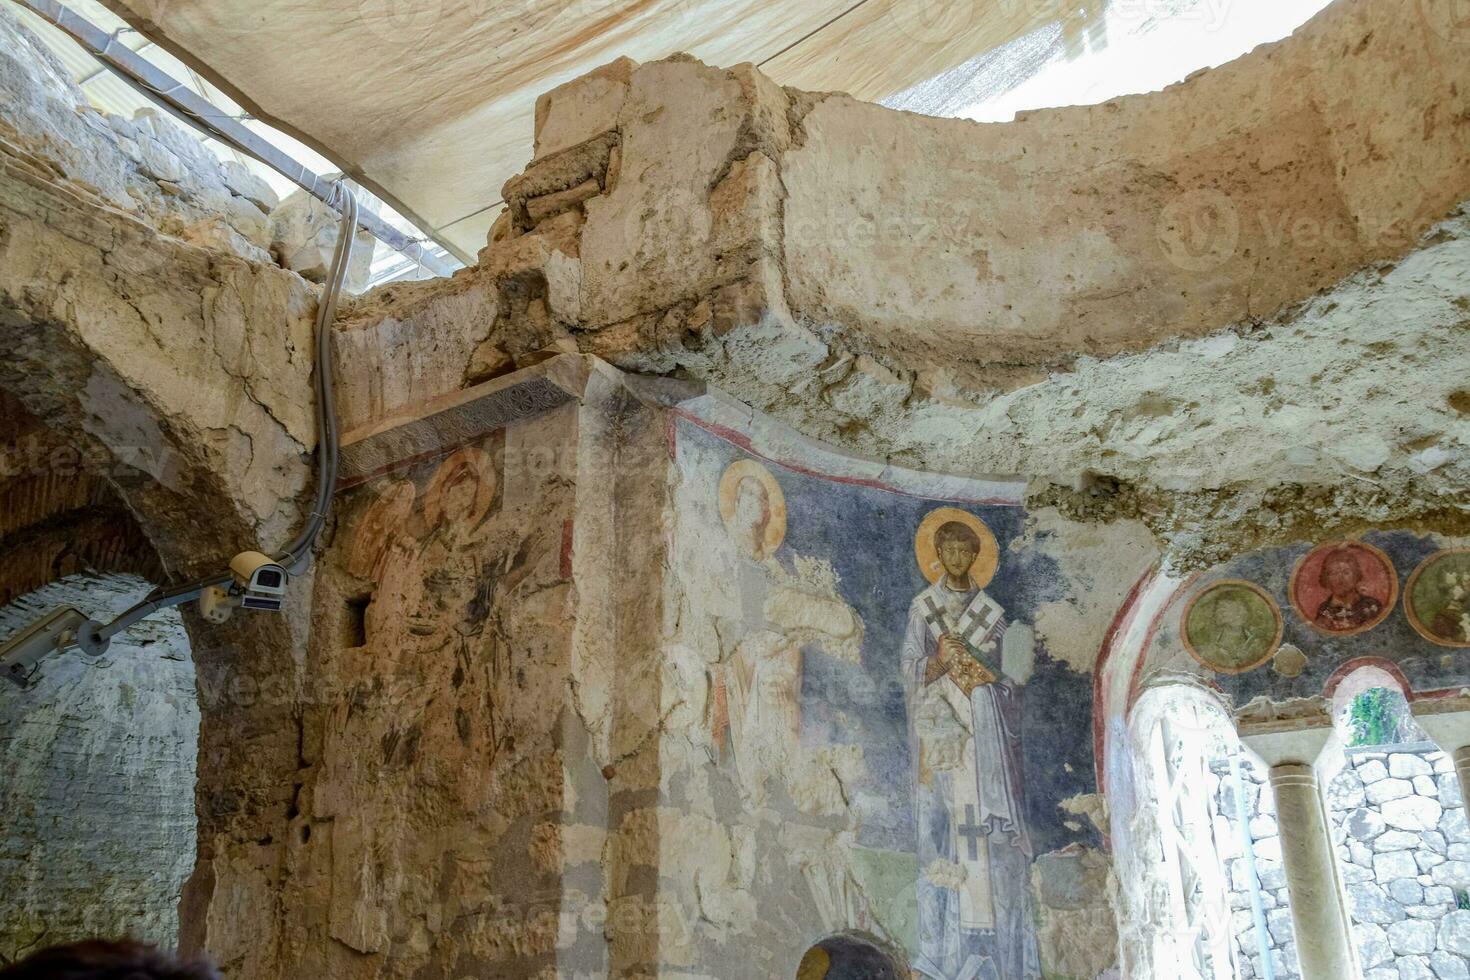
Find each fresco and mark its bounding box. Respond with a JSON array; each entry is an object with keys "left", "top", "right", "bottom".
[
  {"left": 1288, "top": 540, "right": 1397, "bottom": 636},
  {"left": 1182, "top": 580, "right": 1282, "bottom": 674},
  {"left": 1406, "top": 549, "right": 1470, "bottom": 647},
  {"left": 1151, "top": 532, "right": 1470, "bottom": 706},
  {"left": 674, "top": 417, "right": 1098, "bottom": 980}
]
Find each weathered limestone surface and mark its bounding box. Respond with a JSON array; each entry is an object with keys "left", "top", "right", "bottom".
[
  {"left": 1, "top": 1, "right": 1468, "bottom": 978},
  {"left": 0, "top": 11, "right": 279, "bottom": 266},
  {"left": 0, "top": 575, "right": 198, "bottom": 962},
  {"left": 0, "top": 8, "right": 319, "bottom": 560},
  {"left": 345, "top": 0, "right": 1470, "bottom": 561}
]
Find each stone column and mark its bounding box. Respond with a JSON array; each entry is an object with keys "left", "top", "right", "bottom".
[
  {"left": 1238, "top": 701, "right": 1360, "bottom": 980},
  {"left": 1411, "top": 698, "right": 1470, "bottom": 813}
]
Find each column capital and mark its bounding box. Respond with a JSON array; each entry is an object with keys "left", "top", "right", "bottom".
[
  {"left": 1235, "top": 695, "right": 1337, "bottom": 769},
  {"left": 1410, "top": 693, "right": 1470, "bottom": 753}
]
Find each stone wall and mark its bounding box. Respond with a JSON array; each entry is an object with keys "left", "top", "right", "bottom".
[
  {"left": 0, "top": 574, "right": 198, "bottom": 963},
  {"left": 1215, "top": 743, "right": 1470, "bottom": 980}
]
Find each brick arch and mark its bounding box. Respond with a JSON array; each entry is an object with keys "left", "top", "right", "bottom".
[{"left": 0, "top": 390, "right": 164, "bottom": 605}]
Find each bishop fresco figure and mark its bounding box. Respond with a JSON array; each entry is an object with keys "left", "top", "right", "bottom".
[{"left": 901, "top": 511, "right": 1041, "bottom": 980}]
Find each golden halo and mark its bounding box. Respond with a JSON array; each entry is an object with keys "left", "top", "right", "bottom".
[
  {"left": 423, "top": 447, "right": 497, "bottom": 529},
  {"left": 718, "top": 459, "right": 787, "bottom": 560},
  {"left": 914, "top": 507, "right": 999, "bottom": 587}
]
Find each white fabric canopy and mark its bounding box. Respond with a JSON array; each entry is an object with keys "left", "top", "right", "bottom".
[{"left": 95, "top": 0, "right": 1077, "bottom": 260}]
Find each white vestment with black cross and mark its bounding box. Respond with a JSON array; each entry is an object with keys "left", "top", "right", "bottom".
[{"left": 900, "top": 580, "right": 1041, "bottom": 980}]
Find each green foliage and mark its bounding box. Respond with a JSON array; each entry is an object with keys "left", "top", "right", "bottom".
[{"left": 1347, "top": 687, "right": 1404, "bottom": 747}]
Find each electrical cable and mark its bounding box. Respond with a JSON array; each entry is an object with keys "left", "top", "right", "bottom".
[{"left": 78, "top": 185, "right": 359, "bottom": 652}]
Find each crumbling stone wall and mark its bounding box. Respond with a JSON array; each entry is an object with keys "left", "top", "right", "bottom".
[
  {"left": 347, "top": 0, "right": 1470, "bottom": 565},
  {"left": 0, "top": 574, "right": 198, "bottom": 963},
  {"left": 1, "top": 0, "right": 1468, "bottom": 977}
]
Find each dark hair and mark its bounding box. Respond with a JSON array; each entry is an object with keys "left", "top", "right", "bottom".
[
  {"left": 1318, "top": 549, "right": 1362, "bottom": 588},
  {"left": 934, "top": 521, "right": 980, "bottom": 553},
  {"left": 0, "top": 940, "right": 220, "bottom": 980}
]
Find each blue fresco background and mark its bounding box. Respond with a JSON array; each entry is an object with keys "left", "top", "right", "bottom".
[{"left": 680, "top": 420, "right": 1102, "bottom": 858}]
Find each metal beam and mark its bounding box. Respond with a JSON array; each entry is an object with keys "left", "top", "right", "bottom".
[{"left": 12, "top": 0, "right": 459, "bottom": 279}]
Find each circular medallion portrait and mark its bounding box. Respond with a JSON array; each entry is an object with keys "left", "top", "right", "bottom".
[
  {"left": 1289, "top": 540, "right": 1398, "bottom": 636},
  {"left": 718, "top": 459, "right": 787, "bottom": 560},
  {"left": 1182, "top": 580, "right": 1283, "bottom": 674},
  {"left": 913, "top": 507, "right": 999, "bottom": 589},
  {"left": 1405, "top": 549, "right": 1470, "bottom": 648}
]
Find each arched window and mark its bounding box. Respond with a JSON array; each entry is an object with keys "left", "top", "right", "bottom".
[
  {"left": 0, "top": 394, "right": 198, "bottom": 962},
  {"left": 1323, "top": 663, "right": 1470, "bottom": 977},
  {"left": 1129, "top": 683, "right": 1276, "bottom": 980},
  {"left": 796, "top": 932, "right": 905, "bottom": 980},
  {"left": 0, "top": 573, "right": 198, "bottom": 961}
]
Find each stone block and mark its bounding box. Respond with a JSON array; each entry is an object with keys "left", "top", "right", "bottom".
[
  {"left": 1355, "top": 922, "right": 1393, "bottom": 969},
  {"left": 268, "top": 188, "right": 375, "bottom": 292},
  {"left": 133, "top": 133, "right": 187, "bottom": 184},
  {"left": 1444, "top": 807, "right": 1470, "bottom": 841},
  {"left": 1332, "top": 777, "right": 1369, "bottom": 810},
  {"left": 1360, "top": 759, "right": 1391, "bottom": 784},
  {"left": 1393, "top": 879, "right": 1428, "bottom": 905},
  {"left": 1266, "top": 906, "right": 1294, "bottom": 946},
  {"left": 1428, "top": 885, "right": 1456, "bottom": 905},
  {"left": 1376, "top": 829, "right": 1421, "bottom": 851},
  {"left": 221, "top": 160, "right": 279, "bottom": 213},
  {"left": 1421, "top": 776, "right": 1444, "bottom": 797},
  {"left": 1433, "top": 862, "right": 1470, "bottom": 888},
  {"left": 1430, "top": 950, "right": 1470, "bottom": 978},
  {"left": 1442, "top": 774, "right": 1466, "bottom": 809},
  {"left": 1393, "top": 754, "right": 1436, "bottom": 778},
  {"left": 1393, "top": 918, "right": 1441, "bottom": 955},
  {"left": 1353, "top": 882, "right": 1409, "bottom": 924},
  {"left": 1369, "top": 778, "right": 1416, "bottom": 805},
  {"left": 1256, "top": 860, "right": 1286, "bottom": 891},
  {"left": 1400, "top": 954, "right": 1436, "bottom": 980},
  {"left": 1385, "top": 795, "right": 1446, "bottom": 831},
  {"left": 1378, "top": 850, "right": 1425, "bottom": 881},
  {"left": 1440, "top": 911, "right": 1470, "bottom": 957},
  {"left": 534, "top": 57, "right": 635, "bottom": 160}
]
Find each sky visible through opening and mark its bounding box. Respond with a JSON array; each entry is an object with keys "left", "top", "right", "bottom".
[{"left": 891, "top": 0, "right": 1337, "bottom": 122}]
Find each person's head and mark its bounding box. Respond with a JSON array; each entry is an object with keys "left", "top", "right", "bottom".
[
  {"left": 733, "top": 475, "right": 771, "bottom": 550},
  {"left": 1213, "top": 594, "right": 1249, "bottom": 631},
  {"left": 935, "top": 521, "right": 981, "bottom": 582},
  {"left": 1319, "top": 549, "right": 1363, "bottom": 595},
  {"left": 0, "top": 940, "right": 220, "bottom": 980},
  {"left": 439, "top": 459, "right": 482, "bottom": 524}
]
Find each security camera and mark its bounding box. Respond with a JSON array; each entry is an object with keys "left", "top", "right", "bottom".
[{"left": 229, "top": 551, "right": 288, "bottom": 611}]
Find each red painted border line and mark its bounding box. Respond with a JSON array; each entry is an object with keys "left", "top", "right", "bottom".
[
  {"left": 1090, "top": 566, "right": 1161, "bottom": 802},
  {"left": 670, "top": 408, "right": 1024, "bottom": 507}
]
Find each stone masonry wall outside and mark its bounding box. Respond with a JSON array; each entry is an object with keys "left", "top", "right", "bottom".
[{"left": 1214, "top": 743, "right": 1470, "bottom": 980}]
